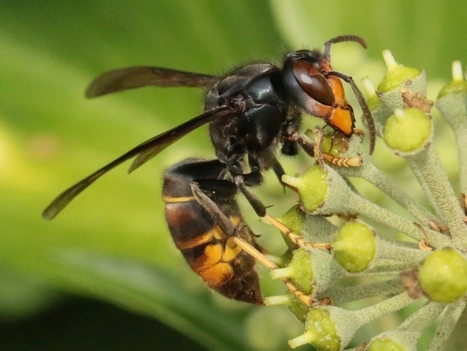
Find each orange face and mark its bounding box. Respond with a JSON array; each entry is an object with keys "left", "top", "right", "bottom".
[
  {"left": 324, "top": 75, "right": 354, "bottom": 136},
  {"left": 291, "top": 58, "right": 355, "bottom": 136}
]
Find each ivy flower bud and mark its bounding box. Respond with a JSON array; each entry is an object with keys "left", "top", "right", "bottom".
[
  {"left": 419, "top": 247, "right": 467, "bottom": 303},
  {"left": 383, "top": 108, "right": 432, "bottom": 154},
  {"left": 376, "top": 50, "right": 427, "bottom": 118},
  {"left": 271, "top": 248, "right": 344, "bottom": 295},
  {"left": 276, "top": 248, "right": 313, "bottom": 294},
  {"left": 333, "top": 220, "right": 377, "bottom": 273},
  {"left": 377, "top": 50, "right": 421, "bottom": 93},
  {"left": 437, "top": 61, "right": 467, "bottom": 98},
  {"left": 280, "top": 205, "right": 305, "bottom": 236},
  {"left": 367, "top": 330, "right": 417, "bottom": 351},
  {"left": 288, "top": 307, "right": 342, "bottom": 350},
  {"left": 282, "top": 166, "right": 329, "bottom": 213}
]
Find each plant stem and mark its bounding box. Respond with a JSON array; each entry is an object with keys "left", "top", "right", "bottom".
[
  {"left": 428, "top": 299, "right": 466, "bottom": 351},
  {"left": 406, "top": 146, "right": 467, "bottom": 248}
]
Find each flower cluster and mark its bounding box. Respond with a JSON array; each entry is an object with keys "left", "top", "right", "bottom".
[{"left": 266, "top": 51, "right": 467, "bottom": 350}]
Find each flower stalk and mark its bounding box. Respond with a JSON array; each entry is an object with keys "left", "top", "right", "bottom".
[
  {"left": 283, "top": 166, "right": 452, "bottom": 247},
  {"left": 428, "top": 299, "right": 465, "bottom": 351},
  {"left": 405, "top": 146, "right": 467, "bottom": 248},
  {"left": 436, "top": 61, "right": 467, "bottom": 210}
]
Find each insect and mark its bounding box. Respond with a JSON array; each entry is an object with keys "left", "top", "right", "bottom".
[{"left": 42, "top": 34, "right": 373, "bottom": 303}]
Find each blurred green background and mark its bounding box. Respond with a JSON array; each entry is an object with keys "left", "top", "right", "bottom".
[{"left": 1, "top": 0, "right": 466, "bottom": 350}]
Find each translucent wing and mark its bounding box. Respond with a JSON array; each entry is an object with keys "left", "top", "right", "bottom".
[
  {"left": 86, "top": 66, "right": 220, "bottom": 97},
  {"left": 42, "top": 106, "right": 239, "bottom": 220}
]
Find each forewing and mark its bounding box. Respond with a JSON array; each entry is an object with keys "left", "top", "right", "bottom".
[{"left": 42, "top": 106, "right": 238, "bottom": 220}]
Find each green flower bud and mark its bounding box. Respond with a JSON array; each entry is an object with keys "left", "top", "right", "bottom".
[
  {"left": 289, "top": 304, "right": 371, "bottom": 350},
  {"left": 278, "top": 205, "right": 306, "bottom": 249},
  {"left": 375, "top": 50, "right": 427, "bottom": 115},
  {"left": 419, "top": 247, "right": 467, "bottom": 303},
  {"left": 289, "top": 308, "right": 341, "bottom": 350},
  {"left": 438, "top": 80, "right": 467, "bottom": 98},
  {"left": 367, "top": 334, "right": 416, "bottom": 351},
  {"left": 288, "top": 248, "right": 313, "bottom": 293},
  {"left": 436, "top": 61, "right": 467, "bottom": 127},
  {"left": 282, "top": 166, "right": 328, "bottom": 213},
  {"left": 333, "top": 220, "right": 377, "bottom": 273},
  {"left": 437, "top": 61, "right": 467, "bottom": 98},
  {"left": 383, "top": 108, "right": 432, "bottom": 153},
  {"left": 282, "top": 165, "right": 363, "bottom": 218},
  {"left": 366, "top": 331, "right": 418, "bottom": 351},
  {"left": 280, "top": 205, "right": 305, "bottom": 236},
  {"left": 271, "top": 248, "right": 344, "bottom": 294},
  {"left": 377, "top": 50, "right": 421, "bottom": 93}
]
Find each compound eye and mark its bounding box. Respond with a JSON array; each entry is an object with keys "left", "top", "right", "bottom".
[{"left": 292, "top": 61, "right": 334, "bottom": 106}]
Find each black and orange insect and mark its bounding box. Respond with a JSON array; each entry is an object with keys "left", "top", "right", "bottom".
[
  {"left": 162, "top": 158, "right": 263, "bottom": 303},
  {"left": 43, "top": 35, "right": 374, "bottom": 304},
  {"left": 162, "top": 158, "right": 316, "bottom": 305}
]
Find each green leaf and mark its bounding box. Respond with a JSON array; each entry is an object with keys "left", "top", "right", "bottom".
[
  {"left": 269, "top": 0, "right": 467, "bottom": 78},
  {"left": 53, "top": 249, "right": 252, "bottom": 350}
]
